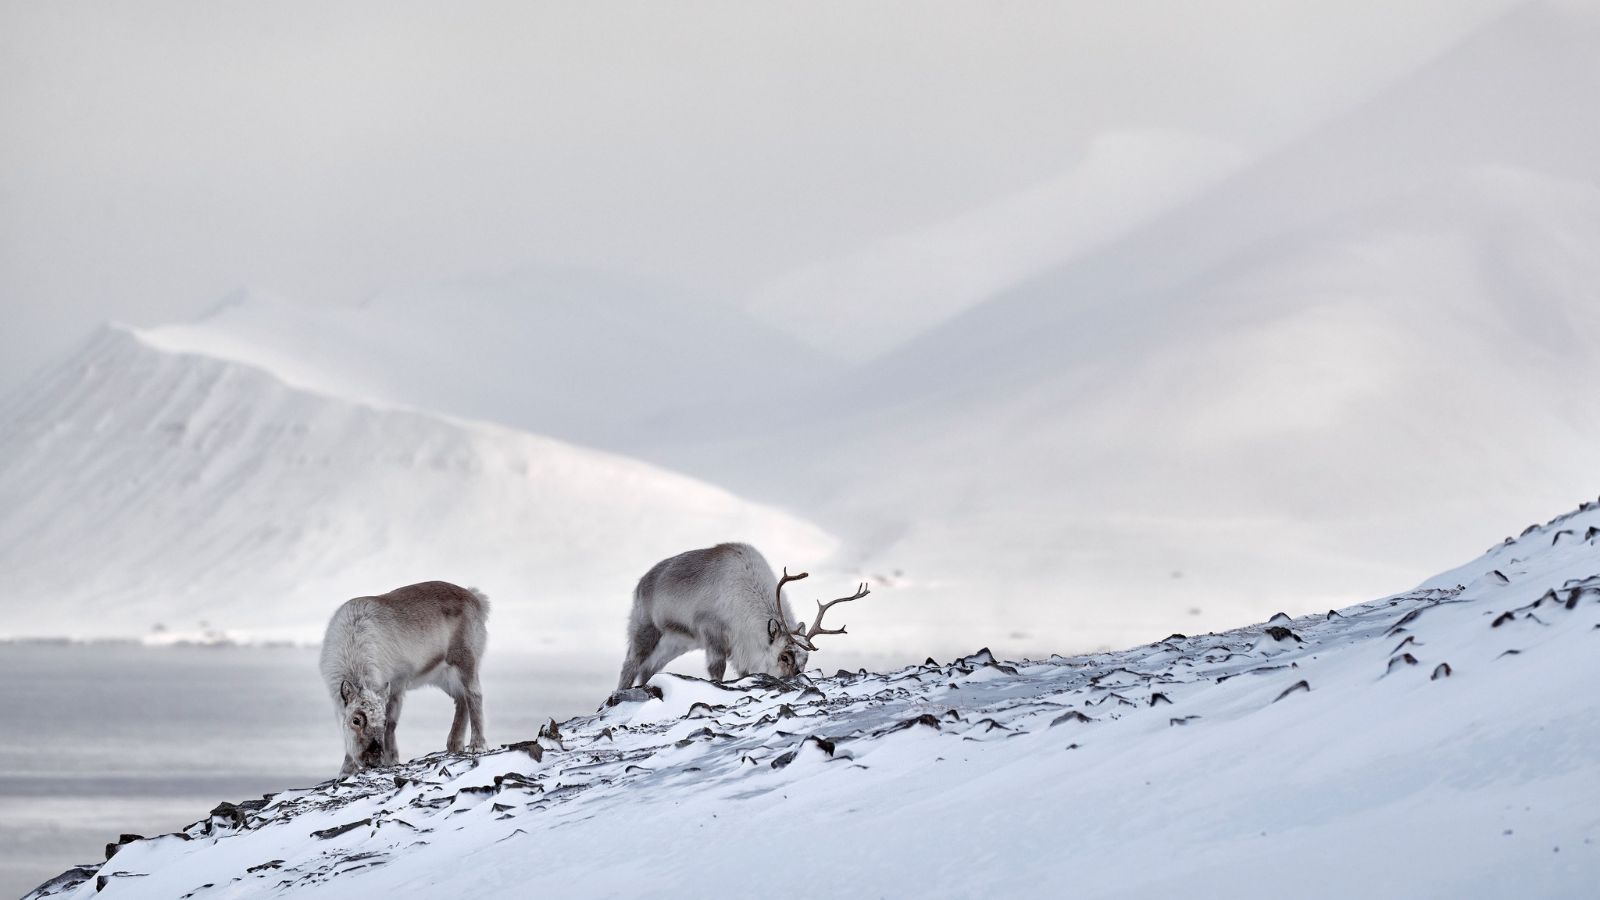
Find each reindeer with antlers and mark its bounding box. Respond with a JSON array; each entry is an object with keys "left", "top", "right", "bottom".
[{"left": 616, "top": 542, "right": 868, "bottom": 688}]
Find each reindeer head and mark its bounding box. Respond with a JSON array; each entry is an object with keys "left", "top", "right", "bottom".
[
  {"left": 766, "top": 569, "right": 870, "bottom": 677},
  {"left": 338, "top": 680, "right": 388, "bottom": 771}
]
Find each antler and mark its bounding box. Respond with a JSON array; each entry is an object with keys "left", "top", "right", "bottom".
[
  {"left": 794, "top": 582, "right": 870, "bottom": 650},
  {"left": 775, "top": 567, "right": 809, "bottom": 611}
]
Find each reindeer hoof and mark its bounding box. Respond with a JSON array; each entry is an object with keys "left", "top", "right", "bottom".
[{"left": 467, "top": 740, "right": 487, "bottom": 754}]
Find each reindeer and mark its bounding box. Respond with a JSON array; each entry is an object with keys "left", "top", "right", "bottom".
[
  {"left": 617, "top": 542, "right": 868, "bottom": 688},
  {"left": 319, "top": 581, "right": 489, "bottom": 776}
]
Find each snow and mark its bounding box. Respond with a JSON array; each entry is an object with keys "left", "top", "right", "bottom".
[
  {"left": 137, "top": 269, "right": 835, "bottom": 452},
  {"left": 649, "top": 2, "right": 1600, "bottom": 651},
  {"left": 1, "top": 4, "right": 1597, "bottom": 662},
  {"left": 2, "top": 7, "right": 1591, "bottom": 658},
  {"left": 25, "top": 498, "right": 1600, "bottom": 899},
  {"left": 746, "top": 130, "right": 1247, "bottom": 357},
  {"left": 0, "top": 325, "right": 834, "bottom": 645}
]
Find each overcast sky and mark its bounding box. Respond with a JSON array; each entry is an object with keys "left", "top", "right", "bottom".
[{"left": 0, "top": 0, "right": 1518, "bottom": 389}]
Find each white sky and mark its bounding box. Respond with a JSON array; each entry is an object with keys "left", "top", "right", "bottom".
[{"left": 0, "top": 0, "right": 1519, "bottom": 388}]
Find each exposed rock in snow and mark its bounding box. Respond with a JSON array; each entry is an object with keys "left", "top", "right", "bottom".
[{"left": 27, "top": 498, "right": 1600, "bottom": 899}]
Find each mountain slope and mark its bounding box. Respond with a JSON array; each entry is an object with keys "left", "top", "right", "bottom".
[
  {"left": 139, "top": 267, "right": 836, "bottom": 453},
  {"left": 0, "top": 326, "right": 834, "bottom": 644},
  {"left": 26, "top": 497, "right": 1600, "bottom": 899},
  {"left": 656, "top": 2, "right": 1600, "bottom": 649}
]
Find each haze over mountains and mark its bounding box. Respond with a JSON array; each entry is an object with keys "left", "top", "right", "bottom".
[{"left": 1, "top": 2, "right": 1595, "bottom": 658}]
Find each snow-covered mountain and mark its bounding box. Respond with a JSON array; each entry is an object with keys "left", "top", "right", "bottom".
[
  {"left": 2, "top": 3, "right": 1595, "bottom": 657},
  {"left": 26, "top": 497, "right": 1600, "bottom": 899},
  {"left": 0, "top": 325, "right": 833, "bottom": 645},
  {"left": 658, "top": 0, "right": 1600, "bottom": 649},
  {"left": 138, "top": 267, "right": 835, "bottom": 452},
  {"left": 745, "top": 130, "right": 1247, "bottom": 357}
]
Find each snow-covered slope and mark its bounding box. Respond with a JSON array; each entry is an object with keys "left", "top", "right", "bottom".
[
  {"left": 745, "top": 130, "right": 1246, "bottom": 357},
  {"left": 660, "top": 1, "right": 1600, "bottom": 650},
  {"left": 138, "top": 267, "right": 835, "bottom": 452},
  {"left": 0, "top": 326, "right": 834, "bottom": 644},
  {"left": 4, "top": 5, "right": 1595, "bottom": 659},
  {"left": 26, "top": 498, "right": 1600, "bottom": 899}
]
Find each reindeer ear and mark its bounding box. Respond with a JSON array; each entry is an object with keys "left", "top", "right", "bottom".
[
  {"left": 767, "top": 618, "right": 782, "bottom": 644},
  {"left": 340, "top": 680, "right": 356, "bottom": 705}
]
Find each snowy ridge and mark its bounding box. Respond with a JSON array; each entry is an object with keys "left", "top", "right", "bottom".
[
  {"left": 28, "top": 498, "right": 1600, "bottom": 898},
  {"left": 0, "top": 325, "right": 835, "bottom": 644}
]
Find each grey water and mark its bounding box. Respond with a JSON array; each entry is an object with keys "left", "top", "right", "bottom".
[{"left": 0, "top": 644, "right": 615, "bottom": 899}]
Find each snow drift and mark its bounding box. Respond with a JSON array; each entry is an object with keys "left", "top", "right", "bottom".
[{"left": 25, "top": 497, "right": 1600, "bottom": 899}]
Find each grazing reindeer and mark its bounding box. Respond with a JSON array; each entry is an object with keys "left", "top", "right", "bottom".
[
  {"left": 617, "top": 542, "right": 868, "bottom": 688},
  {"left": 319, "top": 581, "right": 489, "bottom": 776}
]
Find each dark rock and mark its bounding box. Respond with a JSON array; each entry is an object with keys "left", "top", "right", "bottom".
[
  {"left": 26, "top": 865, "right": 99, "bottom": 897},
  {"left": 956, "top": 648, "right": 996, "bottom": 667},
  {"left": 495, "top": 772, "right": 541, "bottom": 792},
  {"left": 538, "top": 718, "right": 562, "bottom": 741},
  {"left": 888, "top": 713, "right": 941, "bottom": 733},
  {"left": 505, "top": 740, "right": 544, "bottom": 762},
  {"left": 104, "top": 834, "right": 142, "bottom": 860},
  {"left": 1149, "top": 692, "right": 1172, "bottom": 706},
  {"left": 1491, "top": 612, "right": 1515, "bottom": 628},
  {"left": 769, "top": 736, "right": 836, "bottom": 770},
  {"left": 207, "top": 801, "right": 251, "bottom": 831},
  {"left": 310, "top": 818, "right": 372, "bottom": 840},
  {"left": 1169, "top": 716, "right": 1200, "bottom": 726},
  {"left": 245, "top": 860, "right": 285, "bottom": 874},
  {"left": 1050, "top": 710, "right": 1093, "bottom": 726},
  {"left": 1392, "top": 609, "right": 1423, "bottom": 628},
  {"left": 1385, "top": 653, "right": 1418, "bottom": 674},
  {"left": 1272, "top": 680, "right": 1311, "bottom": 703},
  {"left": 1326, "top": 609, "right": 1344, "bottom": 619},
  {"left": 1263, "top": 626, "right": 1302, "bottom": 643},
  {"left": 1431, "top": 663, "right": 1453, "bottom": 680},
  {"left": 604, "top": 685, "right": 663, "bottom": 706}
]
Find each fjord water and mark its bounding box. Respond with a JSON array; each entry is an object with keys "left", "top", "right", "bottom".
[{"left": 0, "top": 644, "right": 614, "bottom": 898}]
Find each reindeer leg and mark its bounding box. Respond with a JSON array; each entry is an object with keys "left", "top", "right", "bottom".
[
  {"left": 383, "top": 686, "right": 404, "bottom": 766},
  {"left": 618, "top": 621, "right": 662, "bottom": 689},
  {"left": 340, "top": 753, "right": 356, "bottom": 777},
  {"left": 465, "top": 674, "right": 486, "bottom": 752},
  {"left": 701, "top": 617, "right": 731, "bottom": 682},
  {"left": 635, "top": 632, "right": 690, "bottom": 685},
  {"left": 446, "top": 691, "right": 468, "bottom": 753}
]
